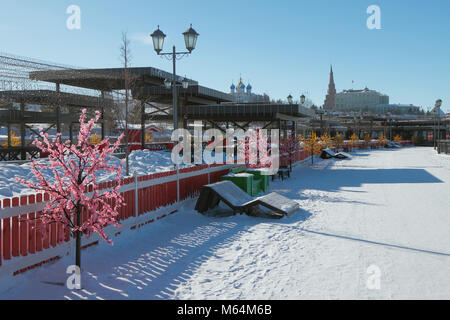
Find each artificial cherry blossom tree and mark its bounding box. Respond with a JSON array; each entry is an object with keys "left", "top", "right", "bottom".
[
  {"left": 244, "top": 129, "right": 274, "bottom": 169},
  {"left": 17, "top": 109, "right": 124, "bottom": 270},
  {"left": 280, "top": 132, "right": 299, "bottom": 171}
]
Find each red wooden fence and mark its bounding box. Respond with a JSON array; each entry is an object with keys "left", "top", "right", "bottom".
[{"left": 0, "top": 163, "right": 232, "bottom": 276}]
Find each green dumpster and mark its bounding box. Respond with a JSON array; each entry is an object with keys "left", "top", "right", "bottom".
[
  {"left": 221, "top": 173, "right": 254, "bottom": 195},
  {"left": 229, "top": 165, "right": 247, "bottom": 174},
  {"left": 246, "top": 168, "right": 270, "bottom": 194}
]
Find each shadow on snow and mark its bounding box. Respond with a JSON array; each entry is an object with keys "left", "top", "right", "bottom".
[{"left": 51, "top": 200, "right": 313, "bottom": 300}]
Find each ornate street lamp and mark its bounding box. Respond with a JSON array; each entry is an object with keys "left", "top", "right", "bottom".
[
  {"left": 183, "top": 24, "right": 199, "bottom": 53},
  {"left": 300, "top": 94, "right": 306, "bottom": 106},
  {"left": 150, "top": 24, "right": 199, "bottom": 131},
  {"left": 150, "top": 24, "right": 199, "bottom": 203},
  {"left": 317, "top": 109, "right": 325, "bottom": 135},
  {"left": 164, "top": 78, "right": 171, "bottom": 89},
  {"left": 182, "top": 77, "right": 189, "bottom": 89},
  {"left": 287, "top": 94, "right": 293, "bottom": 104},
  {"left": 150, "top": 26, "right": 166, "bottom": 54}
]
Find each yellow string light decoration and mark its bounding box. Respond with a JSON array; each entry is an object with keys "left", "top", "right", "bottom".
[
  {"left": 145, "top": 132, "right": 153, "bottom": 143},
  {"left": 350, "top": 133, "right": 359, "bottom": 148},
  {"left": 334, "top": 133, "right": 344, "bottom": 151},
  {"left": 378, "top": 135, "right": 387, "bottom": 146},
  {"left": 363, "top": 133, "right": 371, "bottom": 148},
  {"left": 1, "top": 131, "right": 21, "bottom": 147},
  {"left": 320, "top": 133, "right": 334, "bottom": 150},
  {"left": 393, "top": 135, "right": 402, "bottom": 142},
  {"left": 89, "top": 132, "right": 101, "bottom": 145},
  {"left": 303, "top": 132, "right": 322, "bottom": 164}
]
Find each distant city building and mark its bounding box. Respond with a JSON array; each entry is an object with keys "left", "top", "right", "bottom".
[
  {"left": 229, "top": 77, "right": 269, "bottom": 103},
  {"left": 335, "top": 87, "right": 389, "bottom": 111},
  {"left": 430, "top": 106, "right": 446, "bottom": 117},
  {"left": 323, "top": 66, "right": 336, "bottom": 110},
  {"left": 376, "top": 104, "right": 422, "bottom": 115}
]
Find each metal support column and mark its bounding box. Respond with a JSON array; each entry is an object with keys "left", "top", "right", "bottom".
[
  {"left": 101, "top": 91, "right": 105, "bottom": 140},
  {"left": 20, "top": 102, "right": 26, "bottom": 160},
  {"left": 69, "top": 123, "right": 73, "bottom": 144},
  {"left": 7, "top": 123, "right": 11, "bottom": 147},
  {"left": 55, "top": 83, "right": 61, "bottom": 137},
  {"left": 141, "top": 100, "right": 145, "bottom": 149}
]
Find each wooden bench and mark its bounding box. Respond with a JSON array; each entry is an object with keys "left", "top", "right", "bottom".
[
  {"left": 271, "top": 166, "right": 290, "bottom": 181},
  {"left": 195, "top": 181, "right": 299, "bottom": 219}
]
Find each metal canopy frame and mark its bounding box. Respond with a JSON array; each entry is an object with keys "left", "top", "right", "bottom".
[
  {"left": 29, "top": 66, "right": 235, "bottom": 152},
  {"left": 29, "top": 67, "right": 198, "bottom": 91},
  {"left": 0, "top": 89, "right": 109, "bottom": 161}
]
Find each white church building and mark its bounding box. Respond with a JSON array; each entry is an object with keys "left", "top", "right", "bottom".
[{"left": 229, "top": 78, "right": 269, "bottom": 103}]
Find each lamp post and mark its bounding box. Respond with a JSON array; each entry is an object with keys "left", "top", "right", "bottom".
[
  {"left": 432, "top": 107, "right": 436, "bottom": 148},
  {"left": 435, "top": 99, "right": 442, "bottom": 150},
  {"left": 151, "top": 24, "right": 199, "bottom": 202},
  {"left": 151, "top": 24, "right": 199, "bottom": 131},
  {"left": 317, "top": 109, "right": 325, "bottom": 136},
  {"left": 386, "top": 112, "right": 392, "bottom": 141}
]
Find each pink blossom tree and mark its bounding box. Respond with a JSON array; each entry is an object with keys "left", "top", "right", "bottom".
[
  {"left": 17, "top": 109, "right": 124, "bottom": 271},
  {"left": 244, "top": 129, "right": 273, "bottom": 169},
  {"left": 280, "top": 132, "right": 299, "bottom": 171}
]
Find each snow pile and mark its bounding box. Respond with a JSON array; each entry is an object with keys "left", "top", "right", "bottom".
[
  {"left": 0, "top": 150, "right": 187, "bottom": 200},
  {"left": 0, "top": 147, "right": 242, "bottom": 200},
  {"left": 124, "top": 149, "right": 184, "bottom": 175}
]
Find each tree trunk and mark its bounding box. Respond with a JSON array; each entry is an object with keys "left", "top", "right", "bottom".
[
  {"left": 289, "top": 150, "right": 292, "bottom": 172},
  {"left": 75, "top": 208, "right": 81, "bottom": 270}
]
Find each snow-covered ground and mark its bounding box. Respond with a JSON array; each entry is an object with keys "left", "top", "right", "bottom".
[
  {"left": 0, "top": 149, "right": 237, "bottom": 200},
  {"left": 1, "top": 147, "right": 449, "bottom": 299},
  {"left": 0, "top": 150, "right": 181, "bottom": 200}
]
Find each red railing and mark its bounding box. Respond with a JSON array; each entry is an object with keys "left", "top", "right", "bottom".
[
  {"left": 280, "top": 150, "right": 310, "bottom": 167},
  {"left": 279, "top": 141, "right": 413, "bottom": 166},
  {"left": 0, "top": 164, "right": 233, "bottom": 276}
]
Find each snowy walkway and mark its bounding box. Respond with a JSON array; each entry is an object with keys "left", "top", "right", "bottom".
[{"left": 1, "top": 147, "right": 449, "bottom": 299}]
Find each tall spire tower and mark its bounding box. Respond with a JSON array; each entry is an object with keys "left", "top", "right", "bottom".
[{"left": 324, "top": 65, "right": 336, "bottom": 110}]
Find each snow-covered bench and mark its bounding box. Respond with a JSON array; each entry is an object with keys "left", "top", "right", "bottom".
[
  {"left": 272, "top": 166, "right": 290, "bottom": 181},
  {"left": 320, "top": 148, "right": 350, "bottom": 159},
  {"left": 321, "top": 149, "right": 337, "bottom": 159},
  {"left": 195, "top": 181, "right": 299, "bottom": 219}
]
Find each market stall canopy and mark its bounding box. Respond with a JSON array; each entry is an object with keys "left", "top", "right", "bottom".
[{"left": 29, "top": 67, "right": 198, "bottom": 91}]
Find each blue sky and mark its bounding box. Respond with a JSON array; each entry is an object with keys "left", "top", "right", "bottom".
[{"left": 1, "top": 0, "right": 449, "bottom": 112}]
